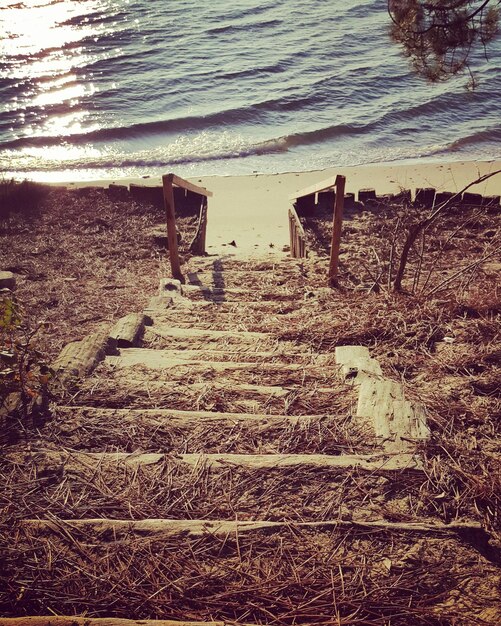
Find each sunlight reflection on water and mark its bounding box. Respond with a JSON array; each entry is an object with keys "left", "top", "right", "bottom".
[
  {"left": 0, "top": 0, "right": 499, "bottom": 180},
  {"left": 0, "top": 0, "right": 111, "bottom": 141}
]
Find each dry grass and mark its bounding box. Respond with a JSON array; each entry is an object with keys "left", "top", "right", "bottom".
[
  {"left": 0, "top": 186, "right": 198, "bottom": 360},
  {"left": 5, "top": 403, "right": 372, "bottom": 455},
  {"left": 286, "top": 204, "right": 501, "bottom": 549},
  {"left": 0, "top": 522, "right": 498, "bottom": 625},
  {"left": 1, "top": 187, "right": 500, "bottom": 624},
  {"left": 0, "top": 450, "right": 432, "bottom": 523},
  {"left": 301, "top": 199, "right": 500, "bottom": 295}
]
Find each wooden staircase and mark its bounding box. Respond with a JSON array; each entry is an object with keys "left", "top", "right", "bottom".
[{"left": 1, "top": 255, "right": 498, "bottom": 626}]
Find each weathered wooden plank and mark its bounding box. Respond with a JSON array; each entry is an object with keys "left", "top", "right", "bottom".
[
  {"left": 181, "top": 285, "right": 248, "bottom": 297},
  {"left": 357, "top": 377, "right": 430, "bottom": 447},
  {"left": 328, "top": 175, "right": 346, "bottom": 287},
  {"left": 171, "top": 173, "right": 213, "bottom": 197},
  {"left": 109, "top": 313, "right": 147, "bottom": 348},
  {"left": 289, "top": 205, "right": 305, "bottom": 235},
  {"left": 0, "top": 618, "right": 222, "bottom": 626},
  {"left": 289, "top": 174, "right": 338, "bottom": 201},
  {"left": 162, "top": 174, "right": 184, "bottom": 282},
  {"left": 414, "top": 187, "right": 436, "bottom": 207},
  {"left": 461, "top": 191, "right": 483, "bottom": 206},
  {"left": 5, "top": 450, "right": 423, "bottom": 471},
  {"left": 288, "top": 206, "right": 306, "bottom": 258},
  {"left": 335, "top": 346, "right": 429, "bottom": 451},
  {"left": 317, "top": 190, "right": 335, "bottom": 211},
  {"left": 56, "top": 406, "right": 325, "bottom": 424},
  {"left": 358, "top": 188, "right": 376, "bottom": 203},
  {"left": 434, "top": 191, "right": 454, "bottom": 206},
  {"left": 295, "top": 193, "right": 316, "bottom": 215},
  {"left": 129, "top": 183, "right": 163, "bottom": 207},
  {"left": 335, "top": 345, "right": 383, "bottom": 381},
  {"left": 53, "top": 326, "right": 114, "bottom": 381},
  {"left": 85, "top": 377, "right": 342, "bottom": 400},
  {"left": 23, "top": 517, "right": 481, "bottom": 538},
  {"left": 146, "top": 325, "right": 268, "bottom": 341},
  {"left": 179, "top": 452, "right": 422, "bottom": 470},
  {"left": 189, "top": 196, "right": 208, "bottom": 254},
  {"left": 106, "top": 348, "right": 329, "bottom": 370}
]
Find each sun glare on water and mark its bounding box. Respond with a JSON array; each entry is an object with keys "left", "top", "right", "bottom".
[{"left": 0, "top": 0, "right": 112, "bottom": 149}]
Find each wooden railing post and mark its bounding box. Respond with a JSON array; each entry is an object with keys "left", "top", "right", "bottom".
[
  {"left": 162, "top": 173, "right": 184, "bottom": 283},
  {"left": 189, "top": 197, "right": 208, "bottom": 255},
  {"left": 288, "top": 206, "right": 307, "bottom": 258},
  {"left": 328, "top": 175, "right": 346, "bottom": 287}
]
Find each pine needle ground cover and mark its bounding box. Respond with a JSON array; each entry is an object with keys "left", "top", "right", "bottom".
[{"left": 0, "top": 183, "right": 499, "bottom": 624}]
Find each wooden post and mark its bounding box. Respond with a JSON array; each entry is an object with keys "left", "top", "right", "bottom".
[
  {"left": 200, "top": 197, "right": 208, "bottom": 252},
  {"left": 162, "top": 174, "right": 184, "bottom": 283},
  {"left": 328, "top": 175, "right": 346, "bottom": 287},
  {"left": 189, "top": 197, "right": 208, "bottom": 255}
]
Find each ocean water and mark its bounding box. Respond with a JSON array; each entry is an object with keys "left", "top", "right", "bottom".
[{"left": 0, "top": 0, "right": 500, "bottom": 182}]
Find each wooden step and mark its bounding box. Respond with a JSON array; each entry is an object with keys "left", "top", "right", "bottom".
[
  {"left": 181, "top": 285, "right": 251, "bottom": 301},
  {"left": 101, "top": 355, "right": 338, "bottom": 377},
  {"left": 45, "top": 406, "right": 373, "bottom": 455},
  {"left": 73, "top": 375, "right": 355, "bottom": 416},
  {"left": 24, "top": 516, "right": 483, "bottom": 538},
  {"left": 186, "top": 256, "right": 309, "bottom": 272},
  {"left": 0, "top": 615, "right": 220, "bottom": 626},
  {"left": 86, "top": 354, "right": 345, "bottom": 384},
  {"left": 149, "top": 297, "right": 306, "bottom": 315},
  {"left": 145, "top": 305, "right": 307, "bottom": 332},
  {"left": 106, "top": 348, "right": 330, "bottom": 370},
  {"left": 55, "top": 406, "right": 321, "bottom": 421},
  {"left": 3, "top": 448, "right": 425, "bottom": 522},
  {"left": 158, "top": 283, "right": 308, "bottom": 305},
  {"left": 186, "top": 269, "right": 308, "bottom": 290},
  {"left": 142, "top": 326, "right": 286, "bottom": 352},
  {"left": 145, "top": 325, "right": 270, "bottom": 342},
  {"left": 4, "top": 517, "right": 497, "bottom": 625},
  {"left": 4, "top": 449, "right": 423, "bottom": 471}
]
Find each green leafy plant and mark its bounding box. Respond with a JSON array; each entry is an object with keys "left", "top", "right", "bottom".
[{"left": 0, "top": 293, "right": 52, "bottom": 424}]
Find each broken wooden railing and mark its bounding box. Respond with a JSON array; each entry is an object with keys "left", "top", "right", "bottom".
[
  {"left": 288, "top": 206, "right": 306, "bottom": 258},
  {"left": 289, "top": 174, "right": 346, "bottom": 286},
  {"left": 162, "top": 173, "right": 213, "bottom": 283}
]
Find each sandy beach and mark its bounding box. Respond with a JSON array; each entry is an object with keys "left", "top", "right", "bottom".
[{"left": 61, "top": 159, "right": 501, "bottom": 256}]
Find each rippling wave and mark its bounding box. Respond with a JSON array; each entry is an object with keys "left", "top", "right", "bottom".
[{"left": 0, "top": 0, "right": 500, "bottom": 180}]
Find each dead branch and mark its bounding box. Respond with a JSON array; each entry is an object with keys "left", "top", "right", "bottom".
[{"left": 393, "top": 169, "right": 501, "bottom": 291}]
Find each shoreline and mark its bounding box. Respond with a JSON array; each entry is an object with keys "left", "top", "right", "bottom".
[
  {"left": 8, "top": 159, "right": 500, "bottom": 256},
  {"left": 7, "top": 157, "right": 501, "bottom": 191}
]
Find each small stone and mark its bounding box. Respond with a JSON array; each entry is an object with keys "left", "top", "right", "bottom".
[{"left": 0, "top": 271, "right": 16, "bottom": 291}]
